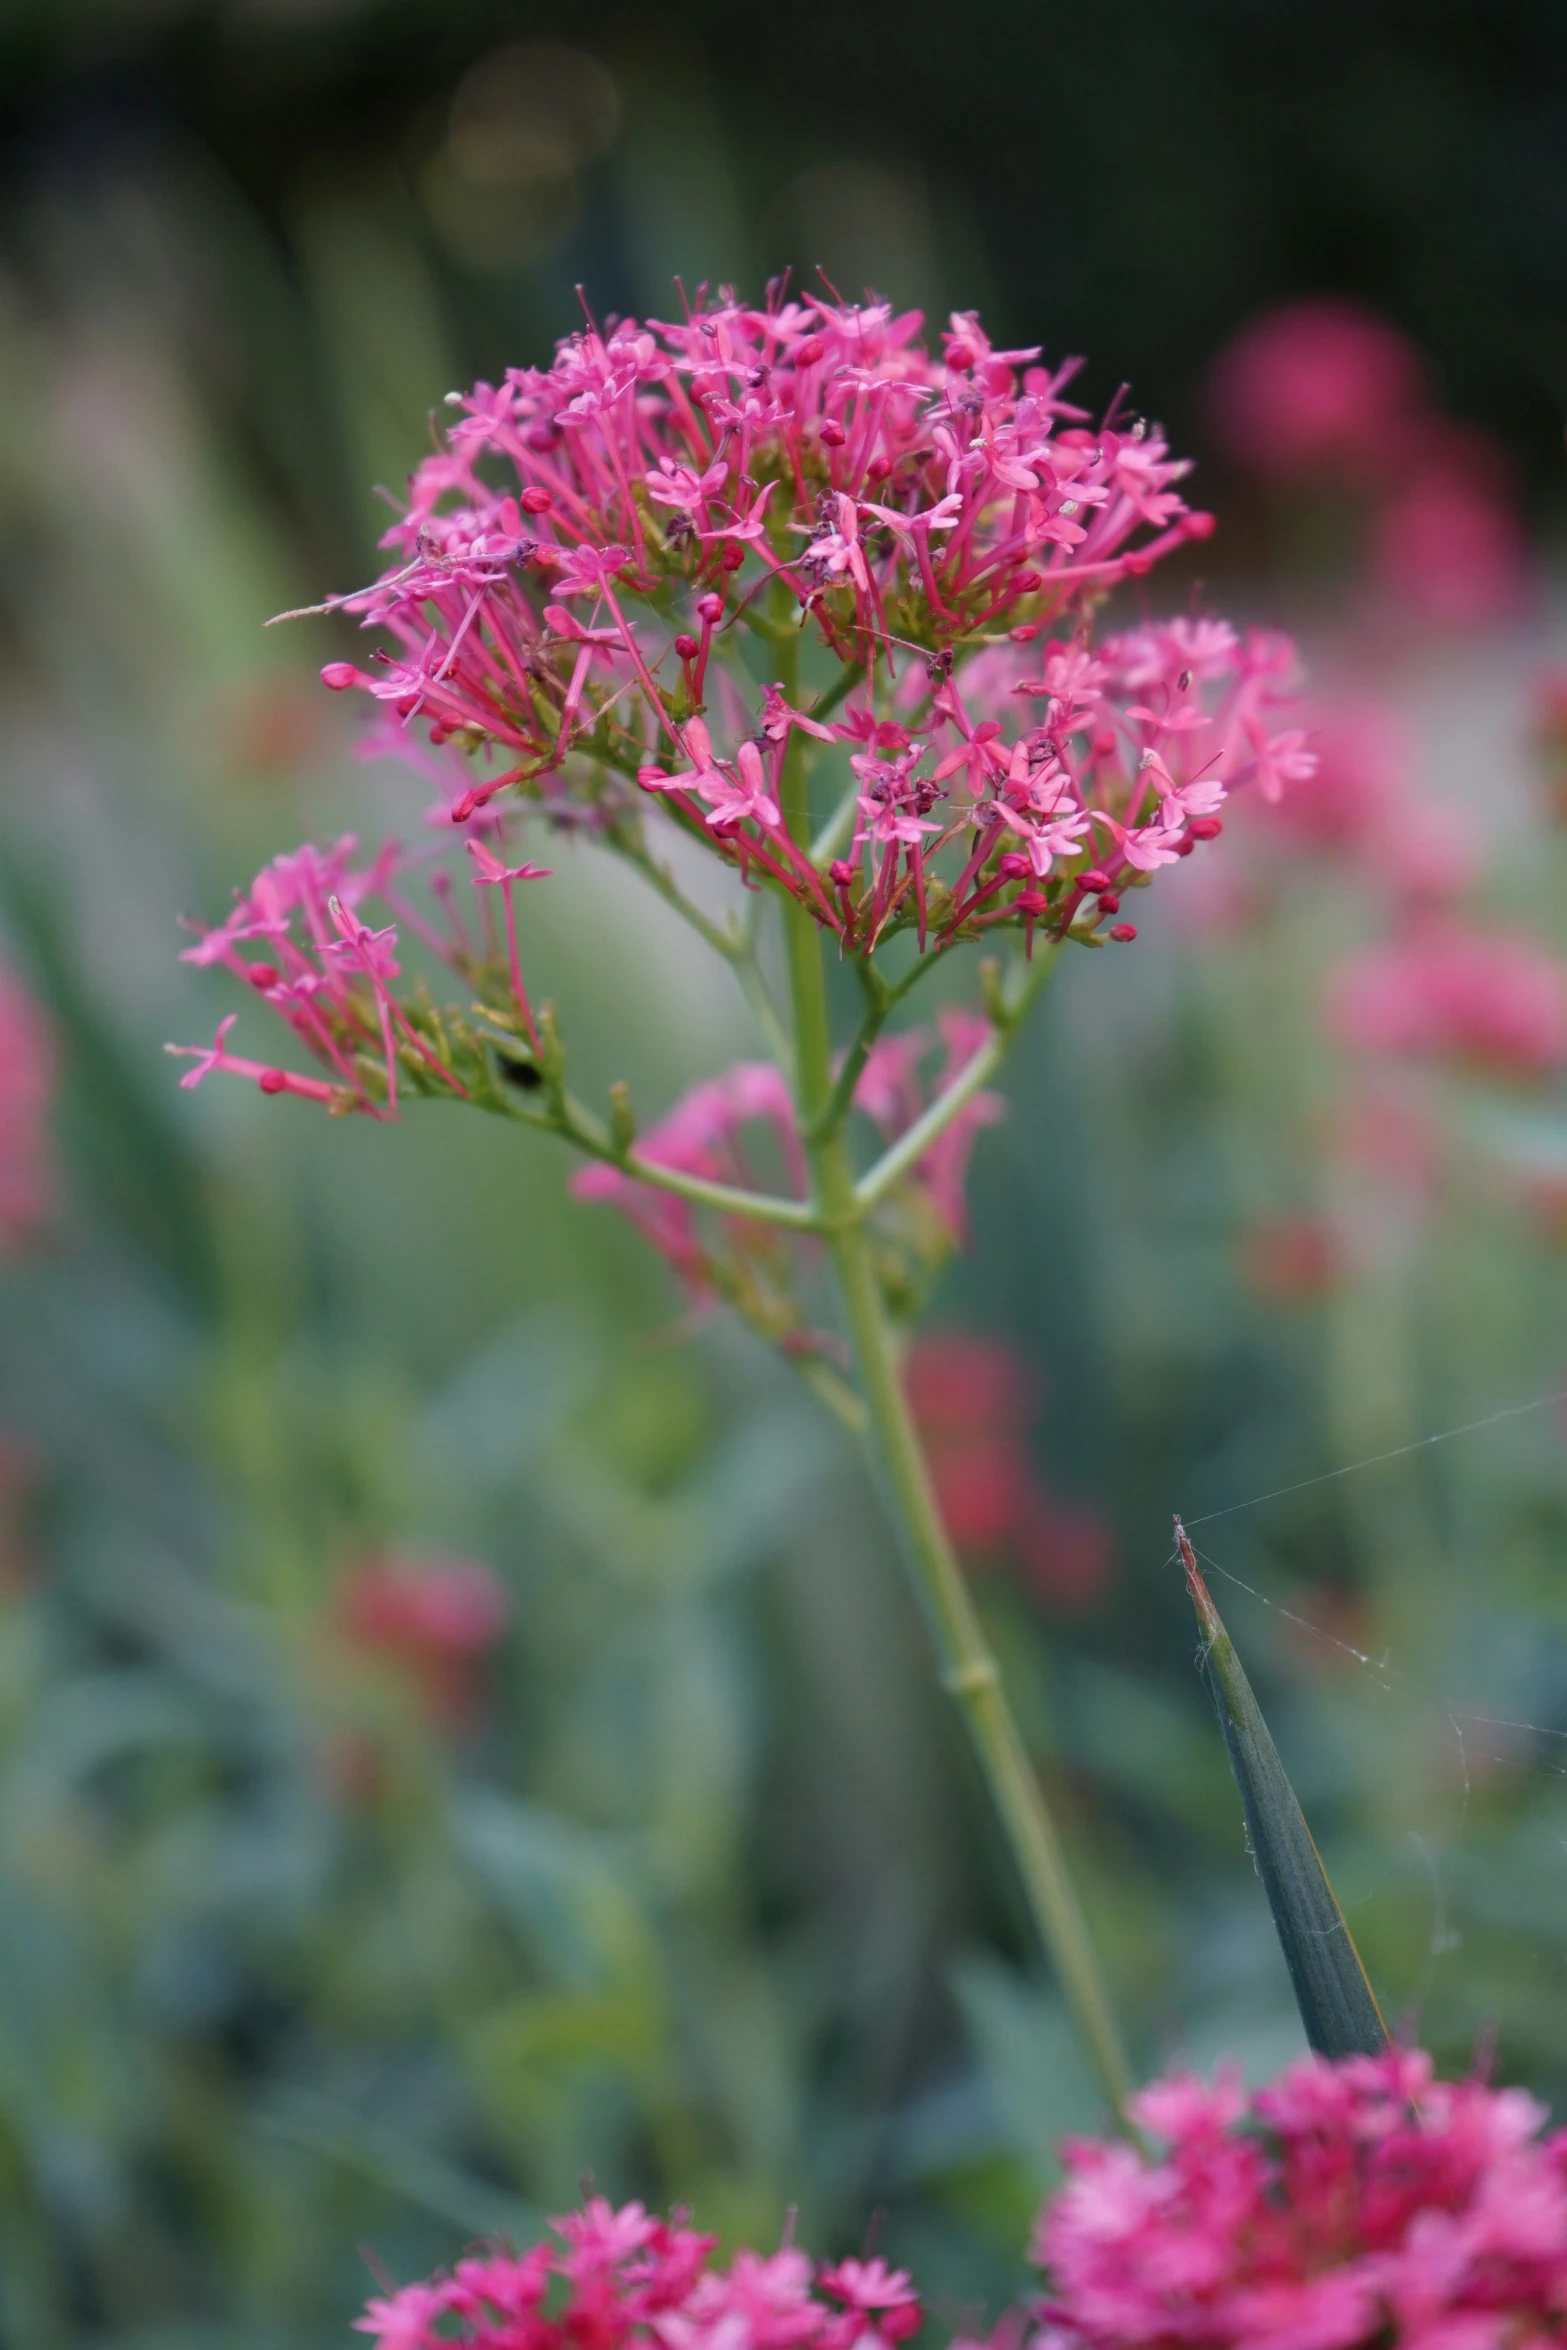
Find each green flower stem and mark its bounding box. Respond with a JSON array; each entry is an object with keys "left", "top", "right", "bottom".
[{"left": 775, "top": 727, "right": 1135, "bottom": 2121}]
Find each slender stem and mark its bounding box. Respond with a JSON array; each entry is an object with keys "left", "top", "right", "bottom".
[
  {"left": 820, "top": 1175, "right": 1135, "bottom": 2116},
  {"left": 772, "top": 688, "right": 1134, "bottom": 2116}
]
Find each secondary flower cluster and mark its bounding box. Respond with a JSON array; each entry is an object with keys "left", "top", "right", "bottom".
[
  {"left": 354, "top": 2195, "right": 922, "bottom": 2350},
  {"left": 573, "top": 1016, "right": 1000, "bottom": 1347},
  {"left": 1030, "top": 2048, "right": 1567, "bottom": 2350},
  {"left": 170, "top": 830, "right": 547, "bottom": 1115}
]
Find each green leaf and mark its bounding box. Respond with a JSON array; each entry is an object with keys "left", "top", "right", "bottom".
[{"left": 1175, "top": 1520, "right": 1388, "bottom": 2059}]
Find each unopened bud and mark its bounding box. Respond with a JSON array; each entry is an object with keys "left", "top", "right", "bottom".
[
  {"left": 248, "top": 961, "right": 280, "bottom": 990},
  {"left": 794, "top": 334, "right": 826, "bottom": 365},
  {"left": 1183, "top": 509, "right": 1217, "bottom": 540},
  {"left": 721, "top": 545, "right": 745, "bottom": 571},
  {"left": 997, "top": 852, "right": 1032, "bottom": 879},
  {"left": 1096, "top": 892, "right": 1121, "bottom": 914},
  {"left": 608, "top": 1080, "right": 636, "bottom": 1157},
  {"left": 1109, "top": 922, "right": 1138, "bottom": 942},
  {"left": 697, "top": 592, "right": 724, "bottom": 623},
  {"left": 321, "top": 662, "right": 360, "bottom": 690},
  {"left": 1187, "top": 815, "right": 1223, "bottom": 840},
  {"left": 1175, "top": 836, "right": 1196, "bottom": 858},
  {"left": 829, "top": 858, "right": 856, "bottom": 889},
  {"left": 520, "top": 486, "right": 553, "bottom": 513},
  {"left": 258, "top": 1068, "right": 287, "bottom": 1094},
  {"left": 674, "top": 634, "right": 700, "bottom": 660},
  {"left": 452, "top": 788, "right": 479, "bottom": 824},
  {"left": 1090, "top": 733, "right": 1118, "bottom": 759},
  {"left": 1077, "top": 868, "right": 1111, "bottom": 893},
  {"left": 1013, "top": 569, "right": 1042, "bottom": 593},
  {"left": 1010, "top": 623, "right": 1040, "bottom": 643},
  {"left": 1015, "top": 889, "right": 1049, "bottom": 915},
  {"left": 819, "top": 419, "right": 847, "bottom": 448}
]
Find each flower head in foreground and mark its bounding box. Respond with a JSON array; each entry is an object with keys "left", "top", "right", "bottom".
[
  {"left": 1030, "top": 2048, "right": 1567, "bottom": 2350},
  {"left": 0, "top": 963, "right": 54, "bottom": 1247},
  {"left": 353, "top": 2196, "right": 922, "bottom": 2350}
]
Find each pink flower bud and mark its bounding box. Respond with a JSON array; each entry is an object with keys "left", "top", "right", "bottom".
[
  {"left": 1109, "top": 922, "right": 1138, "bottom": 941},
  {"left": 696, "top": 592, "right": 724, "bottom": 623},
  {"left": 1188, "top": 815, "right": 1224, "bottom": 839},
  {"left": 1096, "top": 892, "right": 1121, "bottom": 914},
  {"left": 1078, "top": 869, "right": 1112, "bottom": 893},
  {"left": 829, "top": 859, "right": 856, "bottom": 888},
  {"left": 820, "top": 419, "right": 847, "bottom": 448},
  {"left": 258, "top": 1068, "right": 287, "bottom": 1094},
  {"left": 247, "top": 962, "right": 280, "bottom": 989},
  {"left": 998, "top": 853, "right": 1032, "bottom": 879},
  {"left": 520, "top": 485, "right": 553, "bottom": 513},
  {"left": 674, "top": 634, "right": 700, "bottom": 660}
]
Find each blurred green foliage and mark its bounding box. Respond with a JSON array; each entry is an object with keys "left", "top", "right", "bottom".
[{"left": 4, "top": 15, "right": 1567, "bottom": 2348}]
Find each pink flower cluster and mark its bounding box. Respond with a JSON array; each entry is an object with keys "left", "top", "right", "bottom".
[
  {"left": 354, "top": 2196, "right": 921, "bottom": 2350},
  {"left": 303, "top": 290, "right": 1305, "bottom": 954},
  {"left": 573, "top": 1017, "right": 1000, "bottom": 1323},
  {"left": 174, "top": 291, "right": 1312, "bottom": 1115},
  {"left": 1330, "top": 917, "right": 1567, "bottom": 1078},
  {"left": 1030, "top": 2048, "right": 1567, "bottom": 2350}
]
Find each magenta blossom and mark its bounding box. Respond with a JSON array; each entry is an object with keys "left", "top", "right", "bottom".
[
  {"left": 352, "top": 2196, "right": 921, "bottom": 2350},
  {"left": 1030, "top": 2048, "right": 1567, "bottom": 2350},
  {"left": 1329, "top": 916, "right": 1567, "bottom": 1077}
]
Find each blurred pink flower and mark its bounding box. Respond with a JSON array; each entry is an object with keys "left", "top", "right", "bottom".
[
  {"left": 906, "top": 1332, "right": 1112, "bottom": 1611},
  {"left": 354, "top": 2197, "right": 922, "bottom": 2350},
  {"left": 1370, "top": 460, "right": 1529, "bottom": 628},
  {"left": 1031, "top": 2048, "right": 1567, "bottom": 2350},
  {"left": 1204, "top": 300, "right": 1425, "bottom": 481},
  {"left": 0, "top": 964, "right": 54, "bottom": 1249},
  {"left": 1329, "top": 917, "right": 1567, "bottom": 1077},
  {"left": 338, "top": 1549, "right": 510, "bottom": 1731}
]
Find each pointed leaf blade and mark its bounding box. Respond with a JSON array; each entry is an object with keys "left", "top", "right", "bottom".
[{"left": 1176, "top": 1520, "right": 1388, "bottom": 2059}]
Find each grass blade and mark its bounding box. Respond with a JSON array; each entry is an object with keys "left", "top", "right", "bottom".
[{"left": 1175, "top": 1518, "right": 1388, "bottom": 2058}]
